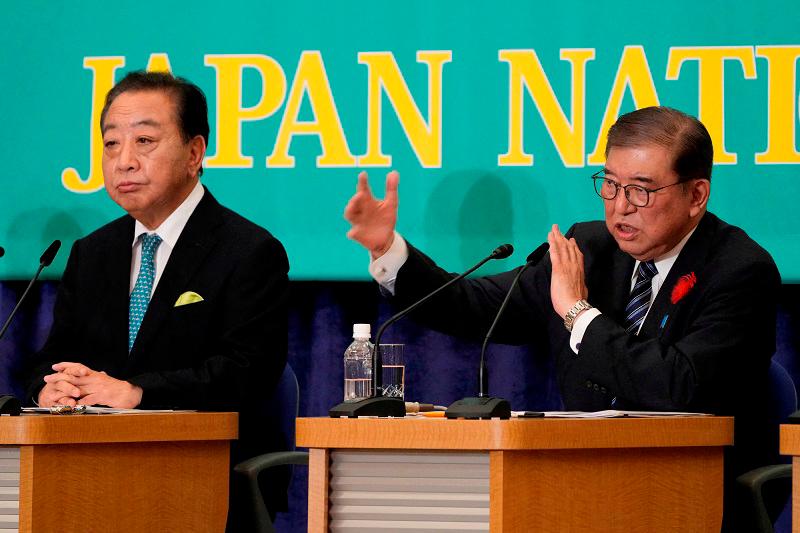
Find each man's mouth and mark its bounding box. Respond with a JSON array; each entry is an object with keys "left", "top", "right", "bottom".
[
  {"left": 614, "top": 223, "right": 639, "bottom": 240},
  {"left": 117, "top": 181, "right": 141, "bottom": 193}
]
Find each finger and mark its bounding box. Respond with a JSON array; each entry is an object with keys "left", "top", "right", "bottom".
[
  {"left": 54, "top": 380, "right": 81, "bottom": 398},
  {"left": 565, "top": 238, "right": 578, "bottom": 263},
  {"left": 67, "top": 375, "right": 98, "bottom": 387},
  {"left": 569, "top": 238, "right": 584, "bottom": 263},
  {"left": 55, "top": 397, "right": 77, "bottom": 407},
  {"left": 384, "top": 170, "right": 400, "bottom": 206},
  {"left": 52, "top": 362, "right": 90, "bottom": 376},
  {"left": 77, "top": 394, "right": 99, "bottom": 406},
  {"left": 547, "top": 229, "right": 561, "bottom": 266},
  {"left": 345, "top": 227, "right": 360, "bottom": 241},
  {"left": 44, "top": 372, "right": 81, "bottom": 384},
  {"left": 355, "top": 171, "right": 372, "bottom": 196}
]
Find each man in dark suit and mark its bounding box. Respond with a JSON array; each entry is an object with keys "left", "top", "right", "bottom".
[
  {"left": 344, "top": 106, "right": 780, "bottom": 531},
  {"left": 25, "top": 71, "right": 289, "bottom": 527}
]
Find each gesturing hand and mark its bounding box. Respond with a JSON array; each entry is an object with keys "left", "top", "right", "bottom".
[
  {"left": 547, "top": 224, "right": 589, "bottom": 318},
  {"left": 344, "top": 170, "right": 399, "bottom": 258}
]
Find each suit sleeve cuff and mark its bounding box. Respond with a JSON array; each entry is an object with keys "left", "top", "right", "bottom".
[
  {"left": 569, "top": 307, "right": 602, "bottom": 354},
  {"left": 368, "top": 231, "right": 408, "bottom": 295}
]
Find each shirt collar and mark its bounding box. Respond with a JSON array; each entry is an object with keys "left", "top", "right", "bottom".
[
  {"left": 131, "top": 181, "right": 205, "bottom": 247},
  {"left": 632, "top": 223, "right": 698, "bottom": 282}
]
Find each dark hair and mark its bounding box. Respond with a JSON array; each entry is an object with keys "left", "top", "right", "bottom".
[
  {"left": 100, "top": 71, "right": 209, "bottom": 175},
  {"left": 606, "top": 106, "right": 713, "bottom": 182}
]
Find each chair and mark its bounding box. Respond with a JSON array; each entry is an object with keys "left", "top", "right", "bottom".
[
  {"left": 736, "top": 359, "right": 797, "bottom": 533},
  {"left": 234, "top": 363, "right": 309, "bottom": 533}
]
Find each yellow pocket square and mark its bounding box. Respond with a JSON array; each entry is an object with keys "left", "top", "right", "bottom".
[{"left": 174, "top": 291, "right": 204, "bottom": 307}]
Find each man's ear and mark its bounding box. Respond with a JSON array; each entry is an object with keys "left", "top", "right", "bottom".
[
  {"left": 689, "top": 179, "right": 710, "bottom": 217},
  {"left": 188, "top": 135, "right": 206, "bottom": 178}
]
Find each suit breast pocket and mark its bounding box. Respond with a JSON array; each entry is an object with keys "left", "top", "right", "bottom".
[{"left": 168, "top": 300, "right": 213, "bottom": 348}]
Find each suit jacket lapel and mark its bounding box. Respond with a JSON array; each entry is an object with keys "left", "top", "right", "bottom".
[
  {"left": 103, "top": 216, "right": 136, "bottom": 360},
  {"left": 129, "top": 190, "right": 224, "bottom": 359},
  {"left": 595, "top": 247, "right": 635, "bottom": 323},
  {"left": 639, "top": 213, "right": 717, "bottom": 338}
]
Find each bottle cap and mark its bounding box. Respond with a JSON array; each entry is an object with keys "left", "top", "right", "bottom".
[{"left": 353, "top": 323, "right": 371, "bottom": 338}]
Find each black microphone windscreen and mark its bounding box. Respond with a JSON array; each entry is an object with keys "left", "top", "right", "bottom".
[
  {"left": 492, "top": 243, "right": 514, "bottom": 259},
  {"left": 0, "top": 247, "right": 4, "bottom": 258},
  {"left": 526, "top": 242, "right": 550, "bottom": 265},
  {"left": 39, "top": 240, "right": 61, "bottom": 267}
]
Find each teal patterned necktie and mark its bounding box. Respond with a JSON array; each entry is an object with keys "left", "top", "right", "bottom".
[{"left": 129, "top": 233, "right": 162, "bottom": 351}]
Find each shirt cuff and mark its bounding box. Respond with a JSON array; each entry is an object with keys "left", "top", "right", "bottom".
[
  {"left": 368, "top": 231, "right": 409, "bottom": 295},
  {"left": 569, "top": 307, "right": 602, "bottom": 354}
]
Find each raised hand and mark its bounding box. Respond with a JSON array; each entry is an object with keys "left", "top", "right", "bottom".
[
  {"left": 547, "top": 224, "right": 589, "bottom": 318},
  {"left": 344, "top": 170, "right": 399, "bottom": 258}
]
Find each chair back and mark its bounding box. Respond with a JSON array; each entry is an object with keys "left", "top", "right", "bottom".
[
  {"left": 270, "top": 363, "right": 300, "bottom": 454},
  {"left": 767, "top": 359, "right": 797, "bottom": 429}
]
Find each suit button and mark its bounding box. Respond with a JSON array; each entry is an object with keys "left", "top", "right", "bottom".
[
  {"left": 585, "top": 380, "right": 593, "bottom": 389},
  {"left": 593, "top": 384, "right": 599, "bottom": 392}
]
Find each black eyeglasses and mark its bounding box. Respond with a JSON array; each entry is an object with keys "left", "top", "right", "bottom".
[{"left": 591, "top": 171, "right": 684, "bottom": 207}]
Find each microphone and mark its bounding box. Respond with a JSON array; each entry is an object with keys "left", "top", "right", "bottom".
[
  {"left": 0, "top": 240, "right": 61, "bottom": 342},
  {"left": 446, "top": 242, "right": 549, "bottom": 419},
  {"left": 39, "top": 240, "right": 61, "bottom": 267},
  {"left": 329, "top": 243, "right": 514, "bottom": 418},
  {"left": 0, "top": 247, "right": 5, "bottom": 258},
  {"left": 0, "top": 240, "right": 61, "bottom": 417}
]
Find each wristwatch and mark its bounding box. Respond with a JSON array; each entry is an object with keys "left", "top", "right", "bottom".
[{"left": 564, "top": 299, "right": 592, "bottom": 332}]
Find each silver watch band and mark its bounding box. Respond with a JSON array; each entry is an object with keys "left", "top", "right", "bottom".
[{"left": 564, "top": 299, "right": 592, "bottom": 332}]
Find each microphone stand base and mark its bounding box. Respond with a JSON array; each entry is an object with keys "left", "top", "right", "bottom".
[
  {"left": 329, "top": 396, "right": 406, "bottom": 418},
  {"left": 445, "top": 397, "right": 511, "bottom": 420},
  {"left": 0, "top": 395, "right": 20, "bottom": 416}
]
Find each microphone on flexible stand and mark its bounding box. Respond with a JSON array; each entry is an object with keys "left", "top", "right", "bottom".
[
  {"left": 0, "top": 240, "right": 61, "bottom": 416},
  {"left": 0, "top": 240, "right": 61, "bottom": 342},
  {"left": 329, "top": 243, "right": 514, "bottom": 418},
  {"left": 446, "top": 242, "right": 549, "bottom": 419}
]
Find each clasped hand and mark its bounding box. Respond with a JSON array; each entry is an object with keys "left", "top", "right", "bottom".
[{"left": 38, "top": 362, "right": 143, "bottom": 409}]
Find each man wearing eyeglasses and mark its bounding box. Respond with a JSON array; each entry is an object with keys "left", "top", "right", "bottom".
[{"left": 345, "top": 106, "right": 780, "bottom": 531}]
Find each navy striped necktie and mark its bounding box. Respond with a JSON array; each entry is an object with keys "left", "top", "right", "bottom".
[{"left": 624, "top": 260, "right": 658, "bottom": 335}]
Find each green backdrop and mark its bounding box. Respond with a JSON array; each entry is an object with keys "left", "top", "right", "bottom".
[{"left": 1, "top": 1, "right": 798, "bottom": 280}]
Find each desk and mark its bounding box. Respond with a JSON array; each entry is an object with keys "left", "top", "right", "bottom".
[
  {"left": 780, "top": 424, "right": 800, "bottom": 532},
  {"left": 0, "top": 412, "right": 236, "bottom": 532},
  {"left": 298, "top": 416, "right": 732, "bottom": 533}
]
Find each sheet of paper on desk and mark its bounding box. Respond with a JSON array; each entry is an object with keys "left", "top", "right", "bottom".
[
  {"left": 22, "top": 407, "right": 195, "bottom": 415},
  {"left": 511, "top": 410, "right": 713, "bottom": 418}
]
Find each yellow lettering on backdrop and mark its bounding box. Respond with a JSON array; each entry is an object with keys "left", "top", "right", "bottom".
[
  {"left": 497, "top": 49, "right": 595, "bottom": 167},
  {"left": 357, "top": 51, "right": 452, "bottom": 168},
  {"left": 755, "top": 46, "right": 800, "bottom": 164},
  {"left": 204, "top": 54, "right": 287, "bottom": 167},
  {"left": 61, "top": 56, "right": 126, "bottom": 193},
  {"left": 267, "top": 51, "right": 356, "bottom": 167},
  {"left": 146, "top": 53, "right": 172, "bottom": 73},
  {"left": 667, "top": 46, "right": 756, "bottom": 164},
  {"left": 587, "top": 46, "right": 660, "bottom": 165}
]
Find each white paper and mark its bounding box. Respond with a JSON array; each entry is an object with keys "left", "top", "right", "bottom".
[{"left": 511, "top": 410, "right": 713, "bottom": 418}]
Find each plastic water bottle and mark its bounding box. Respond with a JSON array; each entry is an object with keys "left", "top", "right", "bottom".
[{"left": 343, "top": 324, "right": 373, "bottom": 401}]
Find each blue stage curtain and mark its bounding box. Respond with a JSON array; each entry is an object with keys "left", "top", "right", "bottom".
[{"left": 1, "top": 281, "right": 798, "bottom": 531}]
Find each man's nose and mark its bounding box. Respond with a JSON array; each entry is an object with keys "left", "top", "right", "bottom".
[
  {"left": 615, "top": 187, "right": 637, "bottom": 214},
  {"left": 116, "top": 140, "right": 139, "bottom": 172}
]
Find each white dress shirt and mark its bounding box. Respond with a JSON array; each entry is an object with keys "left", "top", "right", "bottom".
[{"left": 129, "top": 182, "right": 205, "bottom": 294}]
